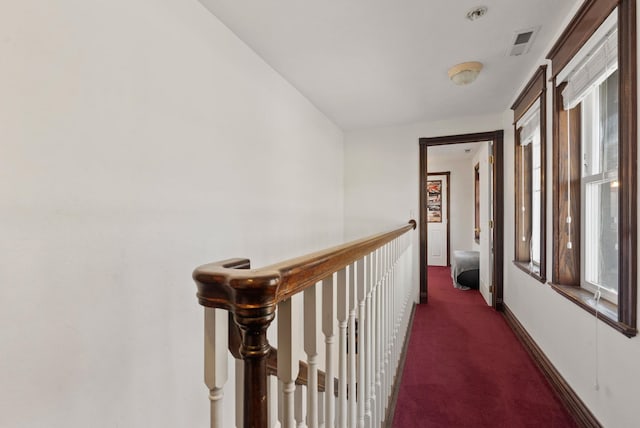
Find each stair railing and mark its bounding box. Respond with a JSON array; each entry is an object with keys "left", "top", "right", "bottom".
[{"left": 193, "top": 220, "right": 416, "bottom": 428}]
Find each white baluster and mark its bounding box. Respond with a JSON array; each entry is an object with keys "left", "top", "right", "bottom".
[
  {"left": 269, "top": 375, "right": 279, "bottom": 428},
  {"left": 386, "top": 243, "right": 392, "bottom": 406},
  {"left": 400, "top": 240, "right": 409, "bottom": 357},
  {"left": 364, "top": 253, "right": 373, "bottom": 428},
  {"left": 389, "top": 243, "right": 396, "bottom": 394},
  {"left": 398, "top": 240, "right": 405, "bottom": 370},
  {"left": 392, "top": 242, "right": 398, "bottom": 395},
  {"left": 391, "top": 243, "right": 397, "bottom": 406},
  {"left": 356, "top": 257, "right": 366, "bottom": 428},
  {"left": 348, "top": 262, "right": 357, "bottom": 428},
  {"left": 396, "top": 241, "right": 408, "bottom": 358},
  {"left": 318, "top": 387, "right": 325, "bottom": 428},
  {"left": 278, "top": 298, "right": 297, "bottom": 428},
  {"left": 380, "top": 246, "right": 388, "bottom": 421},
  {"left": 304, "top": 283, "right": 319, "bottom": 428},
  {"left": 395, "top": 241, "right": 402, "bottom": 381},
  {"left": 322, "top": 276, "right": 335, "bottom": 427},
  {"left": 370, "top": 250, "right": 378, "bottom": 428},
  {"left": 278, "top": 381, "right": 284, "bottom": 428},
  {"left": 235, "top": 359, "right": 244, "bottom": 428},
  {"left": 295, "top": 384, "right": 305, "bottom": 428},
  {"left": 336, "top": 268, "right": 348, "bottom": 428},
  {"left": 382, "top": 245, "right": 389, "bottom": 416},
  {"left": 398, "top": 243, "right": 402, "bottom": 328},
  {"left": 389, "top": 245, "right": 394, "bottom": 403},
  {"left": 375, "top": 249, "right": 383, "bottom": 427},
  {"left": 204, "top": 308, "right": 228, "bottom": 428},
  {"left": 393, "top": 240, "right": 400, "bottom": 381}
]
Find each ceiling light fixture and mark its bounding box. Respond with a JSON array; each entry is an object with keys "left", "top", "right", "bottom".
[{"left": 448, "top": 61, "right": 483, "bottom": 85}]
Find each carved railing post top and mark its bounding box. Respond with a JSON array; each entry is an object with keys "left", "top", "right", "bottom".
[{"left": 193, "top": 258, "right": 281, "bottom": 312}]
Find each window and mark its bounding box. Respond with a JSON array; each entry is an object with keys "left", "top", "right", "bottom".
[
  {"left": 581, "top": 71, "right": 619, "bottom": 302},
  {"left": 512, "top": 66, "right": 547, "bottom": 282},
  {"left": 531, "top": 131, "right": 542, "bottom": 266},
  {"left": 547, "top": 0, "right": 636, "bottom": 337}
]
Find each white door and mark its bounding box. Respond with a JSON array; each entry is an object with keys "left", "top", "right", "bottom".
[
  {"left": 427, "top": 174, "right": 448, "bottom": 266},
  {"left": 488, "top": 142, "right": 494, "bottom": 295}
]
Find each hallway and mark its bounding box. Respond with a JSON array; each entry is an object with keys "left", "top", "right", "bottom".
[{"left": 392, "top": 266, "right": 576, "bottom": 427}]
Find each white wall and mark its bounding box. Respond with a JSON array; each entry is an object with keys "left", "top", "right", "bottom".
[
  {"left": 0, "top": 1, "right": 344, "bottom": 427},
  {"left": 500, "top": 2, "right": 640, "bottom": 427},
  {"left": 5, "top": 0, "right": 639, "bottom": 427},
  {"left": 344, "top": 114, "right": 504, "bottom": 303},
  {"left": 426, "top": 156, "right": 474, "bottom": 259}
]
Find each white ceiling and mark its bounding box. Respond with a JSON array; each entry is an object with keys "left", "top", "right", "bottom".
[{"left": 199, "top": 0, "right": 576, "bottom": 131}]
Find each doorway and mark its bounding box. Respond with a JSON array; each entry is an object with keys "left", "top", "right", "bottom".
[
  {"left": 419, "top": 130, "right": 504, "bottom": 310},
  {"left": 426, "top": 172, "right": 450, "bottom": 267}
]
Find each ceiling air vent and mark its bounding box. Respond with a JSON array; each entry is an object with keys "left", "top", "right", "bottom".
[{"left": 508, "top": 27, "right": 539, "bottom": 56}]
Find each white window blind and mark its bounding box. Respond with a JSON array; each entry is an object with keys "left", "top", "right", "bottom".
[
  {"left": 561, "top": 28, "right": 618, "bottom": 110},
  {"left": 516, "top": 99, "right": 540, "bottom": 146}
]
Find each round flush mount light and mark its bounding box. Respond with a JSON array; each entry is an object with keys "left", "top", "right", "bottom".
[
  {"left": 466, "top": 6, "right": 488, "bottom": 21},
  {"left": 448, "top": 61, "right": 483, "bottom": 85}
]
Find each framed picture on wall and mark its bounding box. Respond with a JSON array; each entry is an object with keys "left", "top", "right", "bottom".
[{"left": 427, "top": 180, "right": 442, "bottom": 223}]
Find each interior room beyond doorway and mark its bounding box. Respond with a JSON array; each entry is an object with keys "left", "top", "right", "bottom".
[{"left": 419, "top": 131, "right": 504, "bottom": 309}]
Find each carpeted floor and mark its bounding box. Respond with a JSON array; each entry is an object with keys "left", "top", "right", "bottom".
[{"left": 392, "top": 266, "right": 576, "bottom": 427}]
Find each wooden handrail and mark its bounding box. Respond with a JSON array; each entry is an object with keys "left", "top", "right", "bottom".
[
  {"left": 193, "top": 220, "right": 416, "bottom": 427},
  {"left": 194, "top": 220, "right": 416, "bottom": 308}
]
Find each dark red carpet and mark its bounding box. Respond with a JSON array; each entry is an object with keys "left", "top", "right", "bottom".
[{"left": 392, "top": 266, "right": 576, "bottom": 428}]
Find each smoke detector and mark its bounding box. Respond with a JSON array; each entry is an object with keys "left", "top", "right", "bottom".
[
  {"left": 466, "top": 6, "right": 488, "bottom": 21},
  {"left": 508, "top": 27, "right": 540, "bottom": 56}
]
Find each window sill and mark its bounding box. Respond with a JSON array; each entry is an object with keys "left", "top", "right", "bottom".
[
  {"left": 549, "top": 283, "right": 637, "bottom": 338},
  {"left": 513, "top": 261, "right": 546, "bottom": 283}
]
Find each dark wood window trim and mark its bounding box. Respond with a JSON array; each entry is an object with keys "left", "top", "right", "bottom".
[
  {"left": 551, "top": 84, "right": 582, "bottom": 287},
  {"left": 547, "top": 0, "right": 637, "bottom": 337},
  {"left": 511, "top": 65, "right": 547, "bottom": 284},
  {"left": 547, "top": 0, "right": 619, "bottom": 80},
  {"left": 550, "top": 283, "right": 636, "bottom": 337},
  {"left": 514, "top": 261, "right": 544, "bottom": 282}
]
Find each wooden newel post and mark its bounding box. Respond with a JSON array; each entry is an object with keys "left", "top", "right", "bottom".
[
  {"left": 193, "top": 258, "right": 280, "bottom": 428},
  {"left": 234, "top": 310, "right": 275, "bottom": 428}
]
